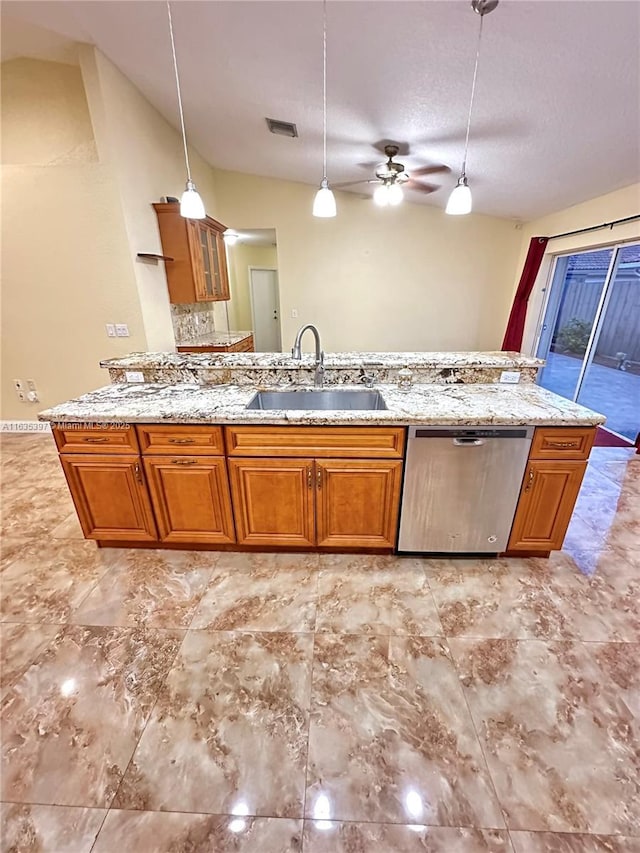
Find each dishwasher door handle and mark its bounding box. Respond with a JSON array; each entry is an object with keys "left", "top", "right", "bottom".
[{"left": 452, "top": 438, "right": 484, "bottom": 446}]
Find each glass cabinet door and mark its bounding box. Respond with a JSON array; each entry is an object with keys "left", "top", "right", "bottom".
[
  {"left": 207, "top": 228, "right": 223, "bottom": 298},
  {"left": 199, "top": 225, "right": 214, "bottom": 297}
]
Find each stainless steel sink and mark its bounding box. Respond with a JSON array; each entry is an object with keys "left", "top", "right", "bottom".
[{"left": 246, "top": 389, "right": 387, "bottom": 411}]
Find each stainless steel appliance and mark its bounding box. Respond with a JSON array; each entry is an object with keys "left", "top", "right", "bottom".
[{"left": 398, "top": 426, "right": 533, "bottom": 554}]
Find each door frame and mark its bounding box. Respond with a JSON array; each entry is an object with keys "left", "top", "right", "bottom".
[
  {"left": 248, "top": 266, "right": 282, "bottom": 352},
  {"left": 533, "top": 240, "right": 640, "bottom": 407}
]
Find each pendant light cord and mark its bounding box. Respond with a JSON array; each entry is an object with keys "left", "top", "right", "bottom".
[
  {"left": 167, "top": 0, "right": 192, "bottom": 182},
  {"left": 461, "top": 12, "right": 485, "bottom": 177},
  {"left": 322, "top": 0, "right": 327, "bottom": 179}
]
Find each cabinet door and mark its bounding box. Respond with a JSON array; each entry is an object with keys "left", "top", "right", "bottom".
[
  {"left": 508, "top": 460, "right": 587, "bottom": 552},
  {"left": 228, "top": 458, "right": 315, "bottom": 547},
  {"left": 316, "top": 459, "right": 403, "bottom": 549},
  {"left": 144, "top": 456, "right": 235, "bottom": 545},
  {"left": 60, "top": 454, "right": 157, "bottom": 542}
]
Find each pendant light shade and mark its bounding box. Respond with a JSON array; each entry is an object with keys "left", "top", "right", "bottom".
[
  {"left": 313, "top": 0, "right": 336, "bottom": 218},
  {"left": 445, "top": 176, "right": 472, "bottom": 215},
  {"left": 180, "top": 179, "right": 206, "bottom": 219},
  {"left": 167, "top": 2, "right": 205, "bottom": 219},
  {"left": 446, "top": 0, "right": 498, "bottom": 216},
  {"left": 313, "top": 178, "right": 337, "bottom": 217}
]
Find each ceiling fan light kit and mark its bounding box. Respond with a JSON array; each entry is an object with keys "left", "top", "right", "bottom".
[
  {"left": 446, "top": 0, "right": 498, "bottom": 216},
  {"left": 313, "top": 0, "right": 337, "bottom": 218},
  {"left": 167, "top": 1, "right": 206, "bottom": 219}
]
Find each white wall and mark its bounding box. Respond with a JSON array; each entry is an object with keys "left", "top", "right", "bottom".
[
  {"left": 1, "top": 58, "right": 147, "bottom": 420},
  {"left": 213, "top": 169, "right": 523, "bottom": 353},
  {"left": 80, "top": 47, "right": 220, "bottom": 351},
  {"left": 517, "top": 183, "right": 640, "bottom": 354}
]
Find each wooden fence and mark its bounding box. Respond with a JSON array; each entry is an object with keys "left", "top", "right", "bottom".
[{"left": 555, "top": 273, "right": 640, "bottom": 362}]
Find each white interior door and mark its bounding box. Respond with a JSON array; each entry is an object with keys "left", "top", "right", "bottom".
[{"left": 249, "top": 268, "right": 282, "bottom": 352}]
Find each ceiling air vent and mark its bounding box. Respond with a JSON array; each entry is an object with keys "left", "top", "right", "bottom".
[{"left": 266, "top": 118, "right": 298, "bottom": 138}]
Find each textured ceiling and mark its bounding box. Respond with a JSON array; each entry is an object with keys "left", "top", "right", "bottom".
[{"left": 2, "top": 0, "right": 639, "bottom": 220}]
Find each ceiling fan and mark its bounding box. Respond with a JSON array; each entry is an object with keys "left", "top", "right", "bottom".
[{"left": 336, "top": 143, "right": 450, "bottom": 206}]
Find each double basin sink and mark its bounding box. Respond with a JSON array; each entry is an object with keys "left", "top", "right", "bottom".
[{"left": 246, "top": 389, "right": 387, "bottom": 411}]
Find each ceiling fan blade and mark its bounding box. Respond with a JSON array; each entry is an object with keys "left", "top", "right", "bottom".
[
  {"left": 410, "top": 164, "right": 451, "bottom": 177},
  {"left": 332, "top": 179, "right": 380, "bottom": 188},
  {"left": 406, "top": 179, "right": 439, "bottom": 194}
]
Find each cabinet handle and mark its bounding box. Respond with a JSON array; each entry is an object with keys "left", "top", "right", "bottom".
[
  {"left": 171, "top": 459, "right": 198, "bottom": 465},
  {"left": 83, "top": 436, "right": 108, "bottom": 443},
  {"left": 134, "top": 462, "right": 143, "bottom": 484},
  {"left": 547, "top": 440, "right": 579, "bottom": 449},
  {"left": 524, "top": 468, "right": 534, "bottom": 492},
  {"left": 307, "top": 466, "right": 313, "bottom": 489},
  {"left": 168, "top": 438, "right": 195, "bottom": 444},
  {"left": 317, "top": 468, "right": 322, "bottom": 489}
]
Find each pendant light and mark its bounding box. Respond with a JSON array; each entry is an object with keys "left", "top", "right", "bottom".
[
  {"left": 167, "top": 1, "right": 205, "bottom": 219},
  {"left": 446, "top": 0, "right": 498, "bottom": 216},
  {"left": 312, "top": 0, "right": 337, "bottom": 217}
]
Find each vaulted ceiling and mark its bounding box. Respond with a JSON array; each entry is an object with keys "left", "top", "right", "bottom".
[{"left": 2, "top": 0, "right": 639, "bottom": 220}]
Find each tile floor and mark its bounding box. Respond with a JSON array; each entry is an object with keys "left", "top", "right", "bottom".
[{"left": 0, "top": 433, "right": 638, "bottom": 852}]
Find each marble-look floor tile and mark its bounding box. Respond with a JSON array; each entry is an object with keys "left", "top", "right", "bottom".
[
  {"left": 509, "top": 831, "right": 640, "bottom": 852},
  {"left": 1, "top": 539, "right": 116, "bottom": 623},
  {"left": 71, "top": 549, "right": 216, "bottom": 629},
  {"left": 1, "top": 625, "right": 183, "bottom": 808},
  {"left": 316, "top": 556, "right": 441, "bottom": 636},
  {"left": 113, "top": 630, "right": 313, "bottom": 817},
  {"left": 303, "top": 822, "right": 513, "bottom": 852},
  {"left": 0, "top": 622, "right": 60, "bottom": 697},
  {"left": 306, "top": 634, "right": 504, "bottom": 828},
  {"left": 1, "top": 480, "right": 75, "bottom": 538},
  {"left": 51, "top": 512, "right": 85, "bottom": 539},
  {"left": 92, "top": 810, "right": 302, "bottom": 852},
  {"left": 0, "top": 535, "right": 39, "bottom": 572},
  {"left": 191, "top": 553, "right": 319, "bottom": 632},
  {"left": 425, "top": 556, "right": 639, "bottom": 642},
  {"left": 449, "top": 638, "right": 640, "bottom": 835},
  {"left": 0, "top": 803, "right": 105, "bottom": 853}
]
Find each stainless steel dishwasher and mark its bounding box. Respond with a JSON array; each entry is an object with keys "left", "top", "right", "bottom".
[{"left": 398, "top": 426, "right": 533, "bottom": 554}]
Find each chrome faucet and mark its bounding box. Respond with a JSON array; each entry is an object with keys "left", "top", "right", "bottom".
[{"left": 291, "top": 324, "right": 324, "bottom": 388}]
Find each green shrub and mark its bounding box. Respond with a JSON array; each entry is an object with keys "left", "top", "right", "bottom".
[{"left": 555, "top": 318, "right": 591, "bottom": 355}]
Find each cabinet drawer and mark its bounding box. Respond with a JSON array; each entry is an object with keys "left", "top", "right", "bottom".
[
  {"left": 225, "top": 426, "right": 406, "bottom": 458},
  {"left": 53, "top": 425, "right": 139, "bottom": 454},
  {"left": 137, "top": 425, "right": 225, "bottom": 455},
  {"left": 530, "top": 427, "right": 596, "bottom": 460}
]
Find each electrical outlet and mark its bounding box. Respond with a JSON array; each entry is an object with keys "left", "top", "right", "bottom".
[
  {"left": 291, "top": 309, "right": 298, "bottom": 319},
  {"left": 106, "top": 324, "right": 116, "bottom": 337},
  {"left": 125, "top": 371, "right": 145, "bottom": 383},
  {"left": 13, "top": 379, "right": 25, "bottom": 391},
  {"left": 115, "top": 324, "right": 130, "bottom": 337},
  {"left": 26, "top": 379, "right": 37, "bottom": 392},
  {"left": 500, "top": 371, "right": 521, "bottom": 384}
]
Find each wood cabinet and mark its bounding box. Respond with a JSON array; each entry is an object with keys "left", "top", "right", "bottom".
[
  {"left": 315, "top": 459, "right": 402, "bottom": 549},
  {"left": 228, "top": 458, "right": 316, "bottom": 547},
  {"left": 508, "top": 459, "right": 587, "bottom": 552},
  {"left": 60, "top": 454, "right": 157, "bottom": 542},
  {"left": 144, "top": 456, "right": 235, "bottom": 544},
  {"left": 153, "top": 203, "right": 230, "bottom": 303},
  {"left": 176, "top": 334, "right": 254, "bottom": 353},
  {"left": 228, "top": 456, "right": 402, "bottom": 550}
]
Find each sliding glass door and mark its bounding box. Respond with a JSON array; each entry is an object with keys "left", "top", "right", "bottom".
[{"left": 536, "top": 243, "right": 640, "bottom": 441}]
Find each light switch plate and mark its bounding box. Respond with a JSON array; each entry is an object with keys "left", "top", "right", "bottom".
[
  {"left": 125, "top": 371, "right": 145, "bottom": 383},
  {"left": 105, "top": 324, "right": 116, "bottom": 337},
  {"left": 500, "top": 371, "right": 521, "bottom": 384},
  {"left": 115, "top": 324, "right": 130, "bottom": 337},
  {"left": 291, "top": 309, "right": 298, "bottom": 318}
]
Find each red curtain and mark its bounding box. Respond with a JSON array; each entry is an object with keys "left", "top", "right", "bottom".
[{"left": 501, "top": 236, "right": 548, "bottom": 351}]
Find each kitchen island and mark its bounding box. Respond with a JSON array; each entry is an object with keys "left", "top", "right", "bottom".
[{"left": 39, "top": 350, "right": 604, "bottom": 557}]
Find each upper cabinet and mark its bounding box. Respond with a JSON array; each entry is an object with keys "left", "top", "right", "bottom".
[{"left": 153, "top": 202, "right": 230, "bottom": 303}]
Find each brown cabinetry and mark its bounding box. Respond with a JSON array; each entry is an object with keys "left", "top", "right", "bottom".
[
  {"left": 153, "top": 203, "right": 230, "bottom": 303},
  {"left": 176, "top": 334, "right": 254, "bottom": 354},
  {"left": 144, "top": 456, "right": 235, "bottom": 545},
  {"left": 60, "top": 454, "right": 157, "bottom": 542}
]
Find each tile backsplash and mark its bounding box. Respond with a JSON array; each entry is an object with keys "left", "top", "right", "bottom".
[{"left": 170, "top": 303, "right": 216, "bottom": 343}]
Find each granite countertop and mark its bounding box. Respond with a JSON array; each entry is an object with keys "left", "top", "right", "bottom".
[
  {"left": 100, "top": 350, "right": 545, "bottom": 371},
  {"left": 175, "top": 331, "right": 253, "bottom": 348},
  {"left": 38, "top": 382, "right": 605, "bottom": 427}
]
